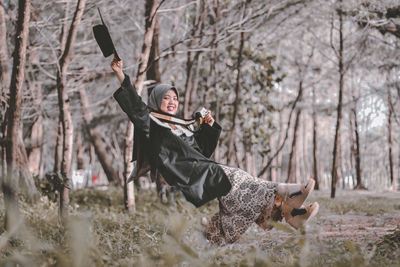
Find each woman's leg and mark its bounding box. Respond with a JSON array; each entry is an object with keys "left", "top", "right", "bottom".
[
  {"left": 204, "top": 165, "right": 278, "bottom": 245},
  {"left": 282, "top": 202, "right": 319, "bottom": 229},
  {"left": 204, "top": 212, "right": 227, "bottom": 246},
  {"left": 257, "top": 191, "right": 319, "bottom": 231},
  {"left": 255, "top": 204, "right": 283, "bottom": 231},
  {"left": 275, "top": 179, "right": 315, "bottom": 209}
]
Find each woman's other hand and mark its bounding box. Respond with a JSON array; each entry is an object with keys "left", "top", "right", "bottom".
[
  {"left": 204, "top": 110, "right": 215, "bottom": 126},
  {"left": 111, "top": 56, "right": 125, "bottom": 84}
]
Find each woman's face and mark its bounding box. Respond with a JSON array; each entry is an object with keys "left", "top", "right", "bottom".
[{"left": 160, "top": 89, "right": 179, "bottom": 115}]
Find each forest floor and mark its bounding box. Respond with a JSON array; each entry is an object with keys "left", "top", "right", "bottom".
[
  {"left": 0, "top": 186, "right": 399, "bottom": 266},
  {"left": 314, "top": 190, "right": 400, "bottom": 244}
]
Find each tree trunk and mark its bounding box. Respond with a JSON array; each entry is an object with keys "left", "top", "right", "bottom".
[
  {"left": 27, "top": 80, "right": 43, "bottom": 177},
  {"left": 0, "top": 1, "right": 38, "bottom": 197},
  {"left": 312, "top": 88, "right": 319, "bottom": 190},
  {"left": 244, "top": 143, "right": 253, "bottom": 176},
  {"left": 227, "top": 31, "right": 245, "bottom": 165},
  {"left": 78, "top": 86, "right": 122, "bottom": 185},
  {"left": 295, "top": 142, "right": 301, "bottom": 184},
  {"left": 339, "top": 134, "right": 345, "bottom": 189},
  {"left": 0, "top": 0, "right": 9, "bottom": 108},
  {"left": 123, "top": 123, "right": 135, "bottom": 212},
  {"left": 123, "top": 0, "right": 161, "bottom": 213},
  {"left": 204, "top": 0, "right": 220, "bottom": 160},
  {"left": 183, "top": 51, "right": 194, "bottom": 118},
  {"left": 146, "top": 11, "right": 161, "bottom": 85},
  {"left": 89, "top": 143, "right": 95, "bottom": 164},
  {"left": 387, "top": 91, "right": 395, "bottom": 191},
  {"left": 0, "top": 0, "right": 10, "bottom": 180},
  {"left": 353, "top": 106, "right": 365, "bottom": 190},
  {"left": 56, "top": 0, "right": 86, "bottom": 220},
  {"left": 331, "top": 1, "right": 344, "bottom": 198},
  {"left": 258, "top": 82, "right": 303, "bottom": 177},
  {"left": 214, "top": 97, "right": 221, "bottom": 162},
  {"left": 287, "top": 109, "right": 302, "bottom": 182},
  {"left": 134, "top": 0, "right": 160, "bottom": 94},
  {"left": 3, "top": 0, "right": 31, "bottom": 230},
  {"left": 75, "top": 130, "right": 84, "bottom": 170},
  {"left": 189, "top": 53, "right": 204, "bottom": 110},
  {"left": 189, "top": 3, "right": 206, "bottom": 111},
  {"left": 302, "top": 115, "right": 310, "bottom": 181},
  {"left": 276, "top": 112, "right": 284, "bottom": 182},
  {"left": 348, "top": 109, "right": 357, "bottom": 188},
  {"left": 269, "top": 134, "right": 277, "bottom": 182},
  {"left": 183, "top": 0, "right": 205, "bottom": 118},
  {"left": 59, "top": 0, "right": 70, "bottom": 56},
  {"left": 287, "top": 79, "right": 304, "bottom": 182},
  {"left": 54, "top": 121, "right": 62, "bottom": 173},
  {"left": 234, "top": 142, "right": 245, "bottom": 170},
  {"left": 146, "top": 11, "right": 168, "bottom": 200}
]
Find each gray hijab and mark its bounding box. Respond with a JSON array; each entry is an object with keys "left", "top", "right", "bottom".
[{"left": 148, "top": 84, "right": 179, "bottom": 111}]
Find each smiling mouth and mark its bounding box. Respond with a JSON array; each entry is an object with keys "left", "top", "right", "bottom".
[{"left": 167, "top": 106, "right": 175, "bottom": 111}]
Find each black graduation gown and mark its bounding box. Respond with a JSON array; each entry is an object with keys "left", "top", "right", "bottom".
[{"left": 113, "top": 74, "right": 231, "bottom": 207}]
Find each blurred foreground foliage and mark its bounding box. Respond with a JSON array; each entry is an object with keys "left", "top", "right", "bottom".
[{"left": 0, "top": 188, "right": 399, "bottom": 266}]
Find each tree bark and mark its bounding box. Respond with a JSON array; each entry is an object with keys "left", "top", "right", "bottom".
[
  {"left": 3, "top": 0, "right": 31, "bottom": 230},
  {"left": 56, "top": 0, "right": 86, "bottom": 220},
  {"left": 331, "top": 1, "right": 344, "bottom": 198}
]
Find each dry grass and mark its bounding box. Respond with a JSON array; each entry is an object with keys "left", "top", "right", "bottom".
[{"left": 0, "top": 187, "right": 399, "bottom": 266}]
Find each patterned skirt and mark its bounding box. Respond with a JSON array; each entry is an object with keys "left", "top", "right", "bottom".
[{"left": 204, "top": 165, "right": 280, "bottom": 245}]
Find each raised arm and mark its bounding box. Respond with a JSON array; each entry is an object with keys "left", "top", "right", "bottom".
[
  {"left": 111, "top": 57, "right": 125, "bottom": 84},
  {"left": 111, "top": 57, "right": 150, "bottom": 135}
]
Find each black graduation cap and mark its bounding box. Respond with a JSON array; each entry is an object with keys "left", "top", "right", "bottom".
[{"left": 93, "top": 8, "right": 120, "bottom": 61}]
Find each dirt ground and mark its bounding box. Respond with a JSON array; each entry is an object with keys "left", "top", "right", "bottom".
[
  {"left": 319, "top": 213, "right": 399, "bottom": 243},
  {"left": 312, "top": 190, "right": 400, "bottom": 244}
]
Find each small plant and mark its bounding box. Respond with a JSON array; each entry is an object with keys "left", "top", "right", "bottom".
[{"left": 33, "top": 172, "right": 70, "bottom": 202}]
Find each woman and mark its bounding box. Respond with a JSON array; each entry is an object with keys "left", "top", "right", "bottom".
[{"left": 111, "top": 57, "right": 319, "bottom": 246}]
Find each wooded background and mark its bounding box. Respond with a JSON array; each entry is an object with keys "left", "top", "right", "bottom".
[{"left": 1, "top": 0, "right": 399, "bottom": 223}]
